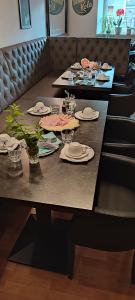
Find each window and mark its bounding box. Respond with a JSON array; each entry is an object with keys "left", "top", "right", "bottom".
[{"left": 97, "top": 0, "right": 135, "bottom": 35}]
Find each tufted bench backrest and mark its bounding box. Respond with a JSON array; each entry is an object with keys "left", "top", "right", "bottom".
[
  {"left": 0, "top": 50, "right": 17, "bottom": 112},
  {"left": 2, "top": 37, "right": 49, "bottom": 99},
  {"left": 49, "top": 37, "right": 130, "bottom": 76},
  {"left": 49, "top": 37, "right": 77, "bottom": 71},
  {"left": 76, "top": 38, "right": 130, "bottom": 76}
]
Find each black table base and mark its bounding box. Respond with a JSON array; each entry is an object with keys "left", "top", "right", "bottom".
[{"left": 8, "top": 214, "right": 70, "bottom": 275}]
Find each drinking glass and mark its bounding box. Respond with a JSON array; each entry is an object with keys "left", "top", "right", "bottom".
[
  {"left": 68, "top": 72, "right": 74, "bottom": 85},
  {"left": 61, "top": 129, "right": 74, "bottom": 144},
  {"left": 7, "top": 145, "right": 23, "bottom": 177},
  {"left": 8, "top": 145, "right": 21, "bottom": 163},
  {"left": 65, "top": 100, "right": 76, "bottom": 115},
  {"left": 50, "top": 104, "right": 60, "bottom": 114}
]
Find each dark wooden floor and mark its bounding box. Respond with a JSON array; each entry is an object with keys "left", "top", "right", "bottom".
[{"left": 0, "top": 204, "right": 135, "bottom": 300}]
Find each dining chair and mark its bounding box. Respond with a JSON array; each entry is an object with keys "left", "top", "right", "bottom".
[
  {"left": 113, "top": 63, "right": 135, "bottom": 86},
  {"left": 108, "top": 92, "right": 135, "bottom": 116},
  {"left": 103, "top": 115, "right": 135, "bottom": 158},
  {"left": 68, "top": 152, "right": 135, "bottom": 279}
]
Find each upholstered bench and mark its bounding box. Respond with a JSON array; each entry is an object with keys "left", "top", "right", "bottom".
[{"left": 0, "top": 36, "right": 131, "bottom": 131}]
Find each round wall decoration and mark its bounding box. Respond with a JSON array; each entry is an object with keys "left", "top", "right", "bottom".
[
  {"left": 49, "top": 0, "right": 64, "bottom": 15},
  {"left": 72, "top": 0, "right": 93, "bottom": 16}
]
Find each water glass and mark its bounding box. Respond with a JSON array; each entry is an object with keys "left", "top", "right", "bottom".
[
  {"left": 50, "top": 104, "right": 60, "bottom": 114},
  {"left": 65, "top": 100, "right": 76, "bottom": 115},
  {"left": 68, "top": 72, "right": 74, "bottom": 85},
  {"left": 61, "top": 129, "right": 74, "bottom": 144},
  {"left": 7, "top": 146, "right": 23, "bottom": 177},
  {"left": 8, "top": 146, "right": 21, "bottom": 163}
]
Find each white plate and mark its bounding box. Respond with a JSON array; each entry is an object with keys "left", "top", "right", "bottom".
[
  {"left": 27, "top": 107, "right": 51, "bottom": 116},
  {"left": 75, "top": 111, "right": 99, "bottom": 121},
  {"left": 62, "top": 72, "right": 76, "bottom": 80},
  {"left": 0, "top": 149, "right": 8, "bottom": 154},
  {"left": 64, "top": 146, "right": 89, "bottom": 159},
  {"left": 101, "top": 66, "right": 112, "bottom": 71},
  {"left": 60, "top": 144, "right": 94, "bottom": 162},
  {"left": 70, "top": 65, "right": 82, "bottom": 70},
  {"left": 0, "top": 140, "right": 20, "bottom": 153},
  {"left": 96, "top": 77, "right": 110, "bottom": 82}
]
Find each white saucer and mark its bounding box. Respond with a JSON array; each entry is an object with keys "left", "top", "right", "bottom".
[
  {"left": 60, "top": 144, "right": 94, "bottom": 162},
  {"left": 96, "top": 76, "right": 110, "bottom": 82},
  {"left": 0, "top": 140, "right": 20, "bottom": 153},
  {"left": 64, "top": 146, "right": 89, "bottom": 159},
  {"left": 27, "top": 107, "right": 51, "bottom": 116},
  {"left": 0, "top": 149, "right": 8, "bottom": 154},
  {"left": 75, "top": 111, "right": 99, "bottom": 121},
  {"left": 70, "top": 65, "right": 82, "bottom": 70},
  {"left": 101, "top": 66, "right": 112, "bottom": 71},
  {"left": 62, "top": 71, "right": 76, "bottom": 80}
]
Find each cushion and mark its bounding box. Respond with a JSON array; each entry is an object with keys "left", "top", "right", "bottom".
[
  {"left": 0, "top": 50, "right": 17, "bottom": 112},
  {"left": 3, "top": 38, "right": 49, "bottom": 99}
]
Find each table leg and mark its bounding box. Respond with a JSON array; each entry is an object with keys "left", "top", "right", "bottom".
[
  {"left": 131, "top": 250, "right": 135, "bottom": 284},
  {"left": 8, "top": 207, "right": 70, "bottom": 275}
]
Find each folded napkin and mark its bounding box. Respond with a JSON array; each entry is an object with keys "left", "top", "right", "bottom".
[
  {"left": 75, "top": 79, "right": 94, "bottom": 86},
  {"left": 0, "top": 134, "right": 19, "bottom": 152},
  {"left": 38, "top": 132, "right": 62, "bottom": 156}
]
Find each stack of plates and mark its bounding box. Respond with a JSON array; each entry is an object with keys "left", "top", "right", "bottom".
[{"left": 60, "top": 144, "right": 94, "bottom": 162}]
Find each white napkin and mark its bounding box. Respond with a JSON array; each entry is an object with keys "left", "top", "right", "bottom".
[{"left": 0, "top": 134, "right": 19, "bottom": 152}]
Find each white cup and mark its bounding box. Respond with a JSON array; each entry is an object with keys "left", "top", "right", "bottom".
[
  {"left": 68, "top": 142, "right": 84, "bottom": 157},
  {"left": 83, "top": 107, "right": 93, "bottom": 118}
]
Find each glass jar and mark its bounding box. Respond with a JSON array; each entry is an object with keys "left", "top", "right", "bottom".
[{"left": 26, "top": 139, "right": 39, "bottom": 165}]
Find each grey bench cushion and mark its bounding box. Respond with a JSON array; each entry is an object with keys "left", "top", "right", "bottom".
[
  {"left": 2, "top": 38, "right": 49, "bottom": 99},
  {"left": 0, "top": 50, "right": 16, "bottom": 112}
]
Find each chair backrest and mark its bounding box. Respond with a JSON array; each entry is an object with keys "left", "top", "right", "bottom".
[
  {"left": 95, "top": 152, "right": 135, "bottom": 218},
  {"left": 104, "top": 116, "right": 135, "bottom": 143}
]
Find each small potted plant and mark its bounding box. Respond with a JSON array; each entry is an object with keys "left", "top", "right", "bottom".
[
  {"left": 5, "top": 104, "right": 43, "bottom": 164},
  {"left": 103, "top": 16, "right": 114, "bottom": 36},
  {"left": 113, "top": 8, "right": 125, "bottom": 35}
]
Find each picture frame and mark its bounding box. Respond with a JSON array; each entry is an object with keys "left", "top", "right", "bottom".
[
  {"left": 18, "top": 0, "right": 31, "bottom": 30},
  {"left": 46, "top": 0, "right": 68, "bottom": 36}
]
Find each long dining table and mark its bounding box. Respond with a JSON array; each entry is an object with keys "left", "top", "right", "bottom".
[
  {"left": 52, "top": 67, "right": 115, "bottom": 92},
  {"left": 0, "top": 97, "right": 108, "bottom": 275}
]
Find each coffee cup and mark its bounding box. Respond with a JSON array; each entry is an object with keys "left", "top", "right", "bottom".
[
  {"left": 82, "top": 107, "right": 93, "bottom": 118},
  {"left": 33, "top": 102, "right": 45, "bottom": 112},
  {"left": 68, "top": 142, "right": 85, "bottom": 157}
]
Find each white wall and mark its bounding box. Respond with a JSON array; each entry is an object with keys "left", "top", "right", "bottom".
[
  {"left": 0, "top": 0, "right": 46, "bottom": 48},
  {"left": 68, "top": 0, "right": 98, "bottom": 37}
]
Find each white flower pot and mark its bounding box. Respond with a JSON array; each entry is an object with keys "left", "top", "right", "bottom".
[
  {"left": 115, "top": 27, "right": 122, "bottom": 35},
  {"left": 127, "top": 28, "right": 131, "bottom": 35}
]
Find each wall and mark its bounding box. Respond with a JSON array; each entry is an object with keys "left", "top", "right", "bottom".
[
  {"left": 50, "top": 2, "right": 65, "bottom": 36},
  {"left": 0, "top": 0, "right": 46, "bottom": 48},
  {"left": 68, "top": 0, "right": 98, "bottom": 37}
]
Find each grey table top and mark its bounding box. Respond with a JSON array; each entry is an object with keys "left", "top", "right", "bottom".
[
  {"left": 52, "top": 68, "right": 115, "bottom": 91},
  {"left": 0, "top": 97, "right": 108, "bottom": 211}
]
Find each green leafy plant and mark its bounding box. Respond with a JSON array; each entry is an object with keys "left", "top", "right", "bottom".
[{"left": 5, "top": 104, "right": 43, "bottom": 151}]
